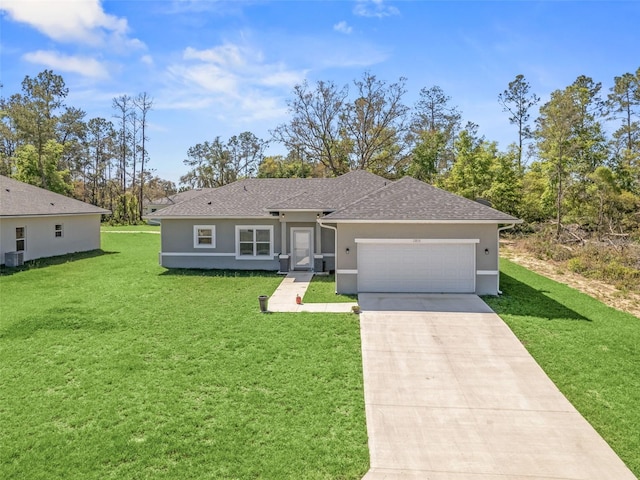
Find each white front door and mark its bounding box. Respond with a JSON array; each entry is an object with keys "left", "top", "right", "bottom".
[{"left": 291, "top": 228, "right": 313, "bottom": 270}]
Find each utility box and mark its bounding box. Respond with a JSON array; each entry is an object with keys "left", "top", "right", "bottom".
[
  {"left": 314, "top": 255, "right": 324, "bottom": 272},
  {"left": 5, "top": 251, "right": 24, "bottom": 267},
  {"left": 279, "top": 254, "right": 290, "bottom": 273}
]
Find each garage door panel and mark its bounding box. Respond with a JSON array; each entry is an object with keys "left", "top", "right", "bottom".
[{"left": 357, "top": 243, "right": 475, "bottom": 293}]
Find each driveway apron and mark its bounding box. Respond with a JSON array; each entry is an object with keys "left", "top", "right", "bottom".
[{"left": 358, "top": 293, "right": 636, "bottom": 480}]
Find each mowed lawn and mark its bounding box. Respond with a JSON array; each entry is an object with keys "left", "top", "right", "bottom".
[
  {"left": 0, "top": 232, "right": 368, "bottom": 479},
  {"left": 484, "top": 259, "right": 640, "bottom": 477}
]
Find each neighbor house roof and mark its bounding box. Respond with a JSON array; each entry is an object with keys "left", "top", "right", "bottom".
[
  {"left": 0, "top": 175, "right": 110, "bottom": 217},
  {"left": 323, "top": 176, "right": 520, "bottom": 222},
  {"left": 148, "top": 170, "right": 389, "bottom": 218},
  {"left": 146, "top": 188, "right": 215, "bottom": 207},
  {"left": 146, "top": 170, "right": 520, "bottom": 223}
]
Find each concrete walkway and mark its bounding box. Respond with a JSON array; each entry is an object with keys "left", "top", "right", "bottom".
[
  {"left": 358, "top": 293, "right": 636, "bottom": 480},
  {"left": 266, "top": 271, "right": 358, "bottom": 313}
]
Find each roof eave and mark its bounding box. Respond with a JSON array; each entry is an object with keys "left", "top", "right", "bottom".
[
  {"left": 318, "top": 218, "right": 523, "bottom": 224},
  {"left": 0, "top": 211, "right": 109, "bottom": 218}
]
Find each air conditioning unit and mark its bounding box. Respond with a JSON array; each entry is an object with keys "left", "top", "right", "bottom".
[{"left": 5, "top": 251, "right": 24, "bottom": 267}]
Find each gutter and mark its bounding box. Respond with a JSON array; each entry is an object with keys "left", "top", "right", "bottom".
[{"left": 496, "top": 223, "right": 516, "bottom": 294}]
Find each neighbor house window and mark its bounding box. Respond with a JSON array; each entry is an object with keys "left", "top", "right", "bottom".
[
  {"left": 236, "top": 226, "right": 273, "bottom": 258},
  {"left": 194, "top": 225, "right": 216, "bottom": 248},
  {"left": 55, "top": 224, "right": 63, "bottom": 238},
  {"left": 16, "top": 227, "right": 25, "bottom": 251}
]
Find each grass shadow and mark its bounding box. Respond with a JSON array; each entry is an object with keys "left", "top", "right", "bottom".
[
  {"left": 159, "top": 268, "right": 280, "bottom": 278},
  {"left": 484, "top": 272, "right": 590, "bottom": 322},
  {"left": 0, "top": 249, "right": 118, "bottom": 277}
]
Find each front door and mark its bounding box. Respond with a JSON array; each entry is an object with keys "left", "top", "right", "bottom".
[{"left": 291, "top": 228, "right": 313, "bottom": 270}]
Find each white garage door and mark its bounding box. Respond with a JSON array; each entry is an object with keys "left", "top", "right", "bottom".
[{"left": 357, "top": 240, "right": 477, "bottom": 293}]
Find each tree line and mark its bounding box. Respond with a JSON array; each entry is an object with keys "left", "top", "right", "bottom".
[
  {"left": 2, "top": 69, "right": 639, "bottom": 236},
  {"left": 0, "top": 70, "right": 173, "bottom": 223},
  {"left": 186, "top": 70, "right": 639, "bottom": 238}
]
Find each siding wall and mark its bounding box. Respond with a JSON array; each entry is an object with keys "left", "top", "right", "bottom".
[
  {"left": 159, "top": 215, "right": 337, "bottom": 271},
  {"left": 0, "top": 214, "right": 102, "bottom": 264}
]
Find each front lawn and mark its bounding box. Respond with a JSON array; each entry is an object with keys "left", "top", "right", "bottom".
[
  {"left": 0, "top": 233, "right": 368, "bottom": 479},
  {"left": 304, "top": 275, "right": 358, "bottom": 304},
  {"left": 484, "top": 259, "right": 640, "bottom": 477}
]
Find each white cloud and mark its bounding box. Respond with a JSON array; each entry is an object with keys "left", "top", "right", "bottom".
[
  {"left": 183, "top": 45, "right": 247, "bottom": 68},
  {"left": 1, "top": 0, "right": 144, "bottom": 49},
  {"left": 170, "top": 43, "right": 305, "bottom": 97},
  {"left": 161, "top": 41, "right": 305, "bottom": 127},
  {"left": 23, "top": 50, "right": 110, "bottom": 79},
  {"left": 334, "top": 21, "right": 353, "bottom": 34},
  {"left": 140, "top": 54, "right": 155, "bottom": 66},
  {"left": 354, "top": 0, "right": 400, "bottom": 18}
]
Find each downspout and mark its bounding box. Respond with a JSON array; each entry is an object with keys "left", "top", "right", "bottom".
[
  {"left": 496, "top": 223, "right": 516, "bottom": 294},
  {"left": 318, "top": 219, "right": 338, "bottom": 294}
]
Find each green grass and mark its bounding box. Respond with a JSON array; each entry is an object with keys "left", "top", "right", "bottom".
[
  {"left": 101, "top": 224, "right": 160, "bottom": 232},
  {"left": 0, "top": 233, "right": 368, "bottom": 479},
  {"left": 484, "top": 259, "right": 640, "bottom": 477},
  {"left": 303, "top": 275, "right": 358, "bottom": 304}
]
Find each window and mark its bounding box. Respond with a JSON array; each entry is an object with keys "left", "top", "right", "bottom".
[
  {"left": 55, "top": 224, "right": 63, "bottom": 238},
  {"left": 16, "top": 227, "right": 25, "bottom": 251},
  {"left": 194, "top": 225, "right": 216, "bottom": 248},
  {"left": 236, "top": 226, "right": 273, "bottom": 258}
]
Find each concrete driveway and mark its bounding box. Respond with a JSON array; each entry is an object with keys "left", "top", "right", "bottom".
[{"left": 358, "top": 293, "right": 636, "bottom": 480}]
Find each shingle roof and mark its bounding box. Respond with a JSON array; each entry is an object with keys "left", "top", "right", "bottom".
[
  {"left": 265, "top": 170, "right": 389, "bottom": 210},
  {"left": 324, "top": 176, "right": 520, "bottom": 222},
  {"left": 146, "top": 171, "right": 520, "bottom": 223},
  {"left": 0, "top": 175, "right": 110, "bottom": 217},
  {"left": 146, "top": 188, "right": 214, "bottom": 207},
  {"left": 147, "top": 170, "right": 388, "bottom": 217}
]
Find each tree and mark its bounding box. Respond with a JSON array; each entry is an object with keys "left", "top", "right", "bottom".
[
  {"left": 227, "top": 131, "right": 268, "bottom": 179},
  {"left": 134, "top": 92, "right": 153, "bottom": 218},
  {"left": 607, "top": 68, "right": 640, "bottom": 193},
  {"left": 180, "top": 138, "right": 231, "bottom": 188},
  {"left": 10, "top": 70, "right": 68, "bottom": 189},
  {"left": 86, "top": 117, "right": 116, "bottom": 207},
  {"left": 14, "top": 140, "right": 70, "bottom": 194},
  {"left": 271, "top": 80, "right": 350, "bottom": 176},
  {"left": 257, "top": 154, "right": 313, "bottom": 178},
  {"left": 498, "top": 74, "right": 539, "bottom": 169},
  {"left": 535, "top": 85, "right": 581, "bottom": 237},
  {"left": 112, "top": 94, "right": 134, "bottom": 222},
  {"left": 443, "top": 129, "right": 495, "bottom": 200},
  {"left": 485, "top": 146, "right": 523, "bottom": 217},
  {"left": 409, "top": 86, "right": 461, "bottom": 182},
  {"left": 341, "top": 72, "right": 410, "bottom": 176}
]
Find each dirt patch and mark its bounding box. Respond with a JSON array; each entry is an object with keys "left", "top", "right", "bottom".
[{"left": 501, "top": 240, "right": 640, "bottom": 319}]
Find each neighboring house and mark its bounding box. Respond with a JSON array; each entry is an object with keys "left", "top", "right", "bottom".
[
  {"left": 0, "top": 175, "right": 110, "bottom": 265},
  {"left": 144, "top": 189, "right": 215, "bottom": 225},
  {"left": 147, "top": 170, "right": 521, "bottom": 295}
]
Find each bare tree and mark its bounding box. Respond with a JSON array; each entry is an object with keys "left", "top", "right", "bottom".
[
  {"left": 498, "top": 74, "right": 539, "bottom": 169},
  {"left": 271, "top": 80, "right": 349, "bottom": 176},
  {"left": 342, "top": 72, "right": 410, "bottom": 176},
  {"left": 112, "top": 94, "right": 133, "bottom": 222},
  {"left": 134, "top": 92, "right": 153, "bottom": 219}
]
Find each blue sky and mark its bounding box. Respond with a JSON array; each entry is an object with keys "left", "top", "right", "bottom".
[{"left": 1, "top": 0, "right": 638, "bottom": 184}]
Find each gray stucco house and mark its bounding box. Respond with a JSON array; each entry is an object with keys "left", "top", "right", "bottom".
[
  {"left": 147, "top": 170, "right": 521, "bottom": 295},
  {"left": 0, "top": 175, "right": 110, "bottom": 265}
]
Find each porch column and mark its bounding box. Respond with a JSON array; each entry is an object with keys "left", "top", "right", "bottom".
[
  {"left": 315, "top": 221, "right": 321, "bottom": 254},
  {"left": 280, "top": 219, "right": 287, "bottom": 254}
]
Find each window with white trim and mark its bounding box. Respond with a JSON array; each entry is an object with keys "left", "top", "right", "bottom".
[
  {"left": 16, "top": 227, "right": 25, "bottom": 251},
  {"left": 55, "top": 224, "right": 63, "bottom": 238},
  {"left": 194, "top": 225, "right": 216, "bottom": 248},
  {"left": 236, "top": 226, "right": 273, "bottom": 258}
]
